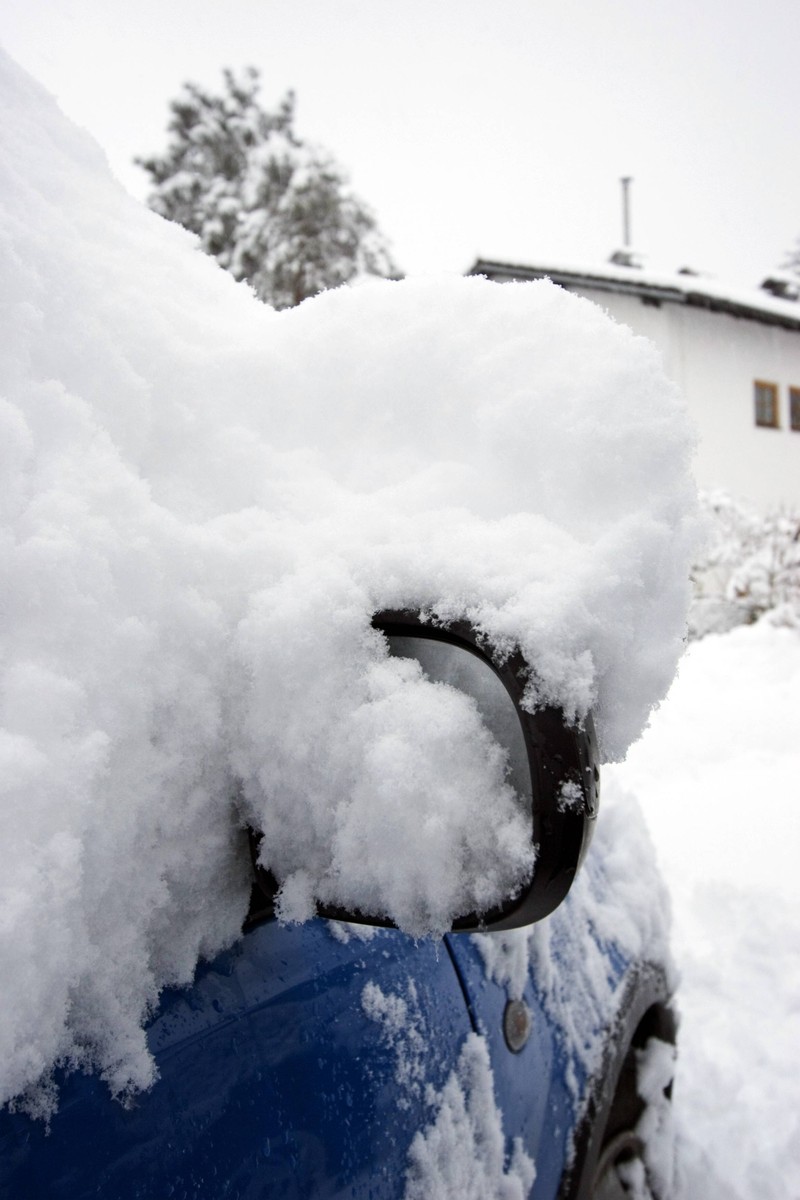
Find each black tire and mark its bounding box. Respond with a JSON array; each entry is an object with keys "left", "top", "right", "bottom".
[
  {"left": 593, "top": 1133, "right": 650, "bottom": 1199},
  {"left": 558, "top": 976, "right": 677, "bottom": 1200},
  {"left": 590, "top": 1040, "right": 653, "bottom": 1200}
]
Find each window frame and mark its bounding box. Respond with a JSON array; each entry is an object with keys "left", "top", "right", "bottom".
[
  {"left": 790, "top": 386, "right": 800, "bottom": 432},
  {"left": 754, "top": 380, "right": 780, "bottom": 429}
]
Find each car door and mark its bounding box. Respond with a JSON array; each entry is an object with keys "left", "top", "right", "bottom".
[
  {"left": 444, "top": 932, "right": 576, "bottom": 1200},
  {"left": 0, "top": 917, "right": 479, "bottom": 1200}
]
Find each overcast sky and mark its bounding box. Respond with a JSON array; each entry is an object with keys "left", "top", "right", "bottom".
[{"left": 4, "top": 0, "right": 799, "bottom": 287}]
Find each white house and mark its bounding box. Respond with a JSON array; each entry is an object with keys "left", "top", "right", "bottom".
[{"left": 470, "top": 256, "right": 800, "bottom": 510}]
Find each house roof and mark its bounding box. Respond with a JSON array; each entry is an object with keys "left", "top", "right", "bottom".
[{"left": 469, "top": 257, "right": 800, "bottom": 334}]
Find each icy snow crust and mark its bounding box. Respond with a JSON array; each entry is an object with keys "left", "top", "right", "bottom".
[{"left": 0, "top": 49, "right": 696, "bottom": 1111}]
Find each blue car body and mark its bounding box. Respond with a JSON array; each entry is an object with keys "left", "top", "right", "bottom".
[{"left": 0, "top": 905, "right": 670, "bottom": 1200}]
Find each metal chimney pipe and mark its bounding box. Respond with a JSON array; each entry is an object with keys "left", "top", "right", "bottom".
[{"left": 620, "top": 176, "right": 632, "bottom": 247}]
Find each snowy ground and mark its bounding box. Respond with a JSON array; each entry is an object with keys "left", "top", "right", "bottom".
[{"left": 609, "top": 618, "right": 800, "bottom": 1200}]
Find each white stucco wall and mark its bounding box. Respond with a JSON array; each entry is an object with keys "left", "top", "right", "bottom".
[{"left": 572, "top": 286, "right": 800, "bottom": 510}]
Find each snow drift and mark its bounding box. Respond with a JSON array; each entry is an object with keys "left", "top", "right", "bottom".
[{"left": 0, "top": 47, "right": 697, "bottom": 1112}]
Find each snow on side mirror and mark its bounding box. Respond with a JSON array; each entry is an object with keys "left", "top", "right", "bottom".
[{"left": 247, "top": 611, "right": 598, "bottom": 933}]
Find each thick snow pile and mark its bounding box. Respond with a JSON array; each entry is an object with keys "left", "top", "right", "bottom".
[
  {"left": 0, "top": 47, "right": 696, "bottom": 1112},
  {"left": 610, "top": 621, "right": 800, "bottom": 1200}
]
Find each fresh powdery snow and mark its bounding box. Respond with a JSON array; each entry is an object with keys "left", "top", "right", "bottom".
[
  {"left": 0, "top": 46, "right": 698, "bottom": 1118},
  {"left": 361, "top": 979, "right": 536, "bottom": 1193},
  {"left": 404, "top": 1034, "right": 536, "bottom": 1200},
  {"left": 361, "top": 979, "right": 428, "bottom": 1107},
  {"left": 609, "top": 619, "right": 800, "bottom": 1200}
]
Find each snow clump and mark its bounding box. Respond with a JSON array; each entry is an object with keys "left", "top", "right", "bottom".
[
  {"left": 0, "top": 47, "right": 697, "bottom": 1112},
  {"left": 403, "top": 1034, "right": 536, "bottom": 1200},
  {"left": 361, "top": 979, "right": 427, "bottom": 1106}
]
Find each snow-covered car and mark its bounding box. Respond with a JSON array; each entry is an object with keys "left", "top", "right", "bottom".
[
  {"left": 0, "top": 49, "right": 695, "bottom": 1200},
  {"left": 0, "top": 611, "right": 677, "bottom": 1200}
]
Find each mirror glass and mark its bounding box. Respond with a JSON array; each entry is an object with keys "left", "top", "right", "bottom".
[{"left": 386, "top": 636, "right": 532, "bottom": 806}]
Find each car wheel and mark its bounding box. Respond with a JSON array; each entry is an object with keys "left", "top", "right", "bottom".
[
  {"left": 559, "top": 985, "right": 676, "bottom": 1200},
  {"left": 592, "top": 1129, "right": 651, "bottom": 1200},
  {"left": 590, "top": 1024, "right": 674, "bottom": 1200}
]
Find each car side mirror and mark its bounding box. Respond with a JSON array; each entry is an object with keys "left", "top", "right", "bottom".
[{"left": 248, "top": 610, "right": 598, "bottom": 933}]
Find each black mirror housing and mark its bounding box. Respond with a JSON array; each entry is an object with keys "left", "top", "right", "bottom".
[{"left": 248, "top": 610, "right": 598, "bottom": 933}]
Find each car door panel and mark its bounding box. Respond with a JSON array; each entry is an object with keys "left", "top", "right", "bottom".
[
  {"left": 0, "top": 920, "right": 474, "bottom": 1200},
  {"left": 444, "top": 932, "right": 575, "bottom": 1200}
]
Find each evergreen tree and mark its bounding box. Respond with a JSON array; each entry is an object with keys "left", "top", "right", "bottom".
[{"left": 136, "top": 69, "right": 398, "bottom": 309}]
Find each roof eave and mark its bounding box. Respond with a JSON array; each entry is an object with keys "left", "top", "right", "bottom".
[{"left": 469, "top": 258, "right": 800, "bottom": 333}]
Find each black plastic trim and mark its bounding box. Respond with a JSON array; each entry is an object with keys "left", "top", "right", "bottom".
[
  {"left": 247, "top": 609, "right": 598, "bottom": 932},
  {"left": 558, "top": 963, "right": 678, "bottom": 1200}
]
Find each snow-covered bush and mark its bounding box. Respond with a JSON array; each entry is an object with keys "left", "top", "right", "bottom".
[
  {"left": 0, "top": 47, "right": 698, "bottom": 1114},
  {"left": 690, "top": 492, "right": 800, "bottom": 638}
]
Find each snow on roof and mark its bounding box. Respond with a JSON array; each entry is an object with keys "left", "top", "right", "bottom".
[{"left": 471, "top": 257, "right": 800, "bottom": 332}]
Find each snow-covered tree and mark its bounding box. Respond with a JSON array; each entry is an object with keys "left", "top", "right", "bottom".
[{"left": 136, "top": 69, "right": 398, "bottom": 309}]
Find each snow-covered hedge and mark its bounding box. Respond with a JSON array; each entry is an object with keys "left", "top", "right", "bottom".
[
  {"left": 690, "top": 492, "right": 800, "bottom": 639},
  {"left": 0, "top": 47, "right": 697, "bottom": 1115}
]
